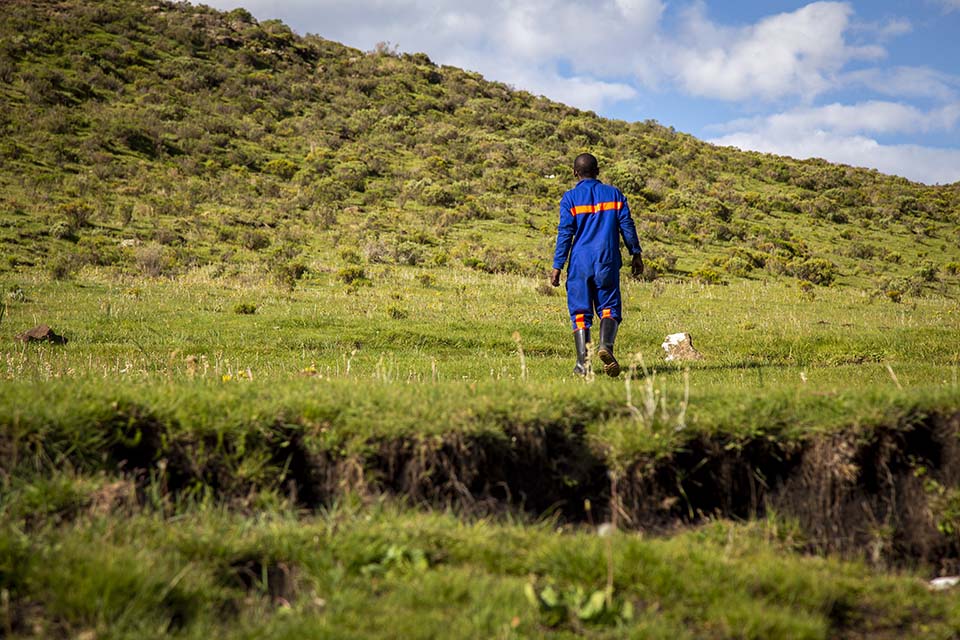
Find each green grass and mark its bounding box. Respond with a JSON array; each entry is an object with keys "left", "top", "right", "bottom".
[
  {"left": 5, "top": 495, "right": 960, "bottom": 639},
  {"left": 3, "top": 268, "right": 959, "bottom": 468}
]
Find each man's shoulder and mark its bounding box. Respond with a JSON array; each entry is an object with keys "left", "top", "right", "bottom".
[
  {"left": 597, "top": 182, "right": 627, "bottom": 200},
  {"left": 561, "top": 180, "right": 627, "bottom": 203}
]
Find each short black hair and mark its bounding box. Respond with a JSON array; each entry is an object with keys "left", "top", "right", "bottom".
[{"left": 573, "top": 153, "right": 599, "bottom": 178}]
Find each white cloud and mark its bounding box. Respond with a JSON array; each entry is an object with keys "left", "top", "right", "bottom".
[
  {"left": 843, "top": 66, "right": 959, "bottom": 101},
  {"left": 851, "top": 17, "right": 912, "bottom": 40},
  {"left": 667, "top": 2, "right": 884, "bottom": 101},
  {"left": 708, "top": 102, "right": 960, "bottom": 184},
  {"left": 934, "top": 0, "right": 960, "bottom": 12},
  {"left": 713, "top": 101, "right": 960, "bottom": 136}
]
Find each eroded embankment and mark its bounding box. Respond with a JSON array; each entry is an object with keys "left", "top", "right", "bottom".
[{"left": 5, "top": 405, "right": 960, "bottom": 570}]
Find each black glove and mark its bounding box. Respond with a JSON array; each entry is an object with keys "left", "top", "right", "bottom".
[{"left": 631, "top": 253, "right": 644, "bottom": 279}]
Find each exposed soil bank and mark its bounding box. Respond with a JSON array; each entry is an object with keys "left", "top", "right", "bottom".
[
  {"left": 8, "top": 408, "right": 960, "bottom": 570},
  {"left": 350, "top": 413, "right": 960, "bottom": 571}
]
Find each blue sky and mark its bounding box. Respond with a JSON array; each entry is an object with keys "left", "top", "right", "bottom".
[{"left": 197, "top": 1, "right": 960, "bottom": 184}]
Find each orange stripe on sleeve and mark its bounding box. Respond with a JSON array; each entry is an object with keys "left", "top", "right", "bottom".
[{"left": 570, "top": 201, "right": 624, "bottom": 216}]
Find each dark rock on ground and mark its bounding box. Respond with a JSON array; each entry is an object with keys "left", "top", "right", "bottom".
[{"left": 15, "top": 324, "right": 67, "bottom": 345}]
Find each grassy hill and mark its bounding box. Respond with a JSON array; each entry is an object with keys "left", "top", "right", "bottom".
[
  {"left": 4, "top": 1, "right": 960, "bottom": 638},
  {"left": 1, "top": 0, "right": 959, "bottom": 291}
]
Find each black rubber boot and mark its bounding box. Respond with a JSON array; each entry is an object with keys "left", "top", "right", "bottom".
[
  {"left": 572, "top": 328, "right": 590, "bottom": 376},
  {"left": 597, "top": 318, "right": 620, "bottom": 377}
]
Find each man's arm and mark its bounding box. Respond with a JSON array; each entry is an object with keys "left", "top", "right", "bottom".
[
  {"left": 551, "top": 197, "right": 575, "bottom": 287},
  {"left": 617, "top": 196, "right": 644, "bottom": 278},
  {"left": 616, "top": 196, "right": 642, "bottom": 256}
]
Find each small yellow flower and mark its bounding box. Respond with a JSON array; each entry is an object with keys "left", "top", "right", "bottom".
[{"left": 222, "top": 374, "right": 232, "bottom": 382}]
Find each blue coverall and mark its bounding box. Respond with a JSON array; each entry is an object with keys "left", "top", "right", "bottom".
[{"left": 552, "top": 178, "right": 642, "bottom": 331}]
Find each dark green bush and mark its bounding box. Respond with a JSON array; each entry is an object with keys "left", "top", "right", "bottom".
[
  {"left": 337, "top": 266, "right": 367, "bottom": 284},
  {"left": 242, "top": 230, "right": 271, "bottom": 251},
  {"left": 691, "top": 267, "right": 725, "bottom": 285},
  {"left": 790, "top": 258, "right": 837, "bottom": 286}
]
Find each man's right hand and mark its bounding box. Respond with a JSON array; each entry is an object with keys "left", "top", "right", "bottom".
[
  {"left": 631, "top": 253, "right": 644, "bottom": 279},
  {"left": 550, "top": 268, "right": 562, "bottom": 287}
]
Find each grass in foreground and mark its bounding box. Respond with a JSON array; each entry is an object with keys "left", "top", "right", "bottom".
[{"left": 3, "top": 492, "right": 960, "bottom": 640}]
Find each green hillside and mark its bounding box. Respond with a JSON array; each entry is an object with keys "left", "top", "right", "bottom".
[
  {"left": 1, "top": 0, "right": 959, "bottom": 290},
  {"left": 4, "top": 2, "right": 960, "bottom": 638}
]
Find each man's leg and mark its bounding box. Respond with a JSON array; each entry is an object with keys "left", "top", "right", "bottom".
[
  {"left": 595, "top": 266, "right": 622, "bottom": 377},
  {"left": 566, "top": 273, "right": 594, "bottom": 376}
]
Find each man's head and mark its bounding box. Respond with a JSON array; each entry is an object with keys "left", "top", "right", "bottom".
[{"left": 573, "top": 153, "right": 599, "bottom": 179}]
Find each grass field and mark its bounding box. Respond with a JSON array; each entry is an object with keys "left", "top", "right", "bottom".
[{"left": 3, "top": 263, "right": 960, "bottom": 637}]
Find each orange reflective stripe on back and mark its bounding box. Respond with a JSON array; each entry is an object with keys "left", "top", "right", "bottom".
[{"left": 569, "top": 201, "right": 624, "bottom": 216}]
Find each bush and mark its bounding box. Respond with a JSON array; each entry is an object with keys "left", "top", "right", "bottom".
[
  {"left": 916, "top": 262, "right": 939, "bottom": 283},
  {"left": 790, "top": 258, "right": 837, "bottom": 286},
  {"left": 60, "top": 200, "right": 95, "bottom": 232},
  {"left": 334, "top": 161, "right": 369, "bottom": 191},
  {"left": 337, "top": 266, "right": 367, "bottom": 284},
  {"left": 723, "top": 257, "right": 753, "bottom": 277},
  {"left": 883, "top": 251, "right": 903, "bottom": 264},
  {"left": 233, "top": 302, "right": 257, "bottom": 314},
  {"left": 340, "top": 248, "right": 361, "bottom": 264},
  {"left": 135, "top": 243, "right": 173, "bottom": 277},
  {"left": 420, "top": 184, "right": 457, "bottom": 207},
  {"left": 692, "top": 267, "right": 725, "bottom": 285},
  {"left": 262, "top": 157, "right": 298, "bottom": 180},
  {"left": 394, "top": 241, "right": 423, "bottom": 266},
  {"left": 242, "top": 230, "right": 271, "bottom": 251},
  {"left": 275, "top": 261, "right": 308, "bottom": 289},
  {"left": 49, "top": 253, "right": 80, "bottom": 280},
  {"left": 50, "top": 221, "right": 74, "bottom": 240}
]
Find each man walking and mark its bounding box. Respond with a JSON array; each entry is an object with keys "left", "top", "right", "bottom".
[{"left": 551, "top": 153, "right": 643, "bottom": 377}]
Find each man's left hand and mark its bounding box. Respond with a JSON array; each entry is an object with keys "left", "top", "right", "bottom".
[
  {"left": 631, "top": 253, "right": 644, "bottom": 279},
  {"left": 550, "top": 268, "right": 562, "bottom": 287}
]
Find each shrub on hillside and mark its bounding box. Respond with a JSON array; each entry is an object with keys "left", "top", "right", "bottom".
[
  {"left": 790, "top": 258, "right": 837, "bottom": 286},
  {"left": 334, "top": 161, "right": 369, "bottom": 192},
  {"left": 262, "top": 157, "right": 298, "bottom": 180},
  {"left": 50, "top": 221, "right": 75, "bottom": 241},
  {"left": 275, "top": 261, "right": 308, "bottom": 290},
  {"left": 337, "top": 266, "right": 367, "bottom": 285},
  {"left": 638, "top": 248, "right": 678, "bottom": 282},
  {"left": 420, "top": 184, "right": 457, "bottom": 207},
  {"left": 60, "top": 200, "right": 95, "bottom": 233},
  {"left": 242, "top": 230, "right": 271, "bottom": 251},
  {"left": 916, "top": 262, "right": 939, "bottom": 283},
  {"left": 49, "top": 253, "right": 81, "bottom": 280},
  {"left": 722, "top": 257, "right": 753, "bottom": 277},
  {"left": 135, "top": 243, "right": 174, "bottom": 277},
  {"left": 76, "top": 235, "right": 124, "bottom": 267},
  {"left": 692, "top": 267, "right": 725, "bottom": 285}
]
